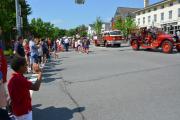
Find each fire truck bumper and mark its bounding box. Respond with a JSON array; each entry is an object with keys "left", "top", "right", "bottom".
[{"left": 107, "top": 41, "right": 122, "bottom": 45}]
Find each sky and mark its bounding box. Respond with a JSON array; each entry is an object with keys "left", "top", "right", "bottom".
[{"left": 28, "top": 0, "right": 161, "bottom": 29}]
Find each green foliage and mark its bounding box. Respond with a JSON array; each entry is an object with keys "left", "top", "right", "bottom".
[
  {"left": 0, "top": 0, "right": 31, "bottom": 46},
  {"left": 52, "top": 27, "right": 61, "bottom": 39},
  {"left": 4, "top": 49, "right": 13, "bottom": 56},
  {"left": 66, "top": 29, "right": 76, "bottom": 37},
  {"left": 59, "top": 29, "right": 67, "bottom": 38},
  {"left": 30, "top": 18, "right": 55, "bottom": 38},
  {"left": 92, "top": 17, "right": 103, "bottom": 35},
  {"left": 64, "top": 24, "right": 87, "bottom": 37},
  {"left": 75, "top": 24, "right": 88, "bottom": 37},
  {"left": 30, "top": 18, "right": 72, "bottom": 39},
  {"left": 0, "top": 0, "right": 16, "bottom": 33},
  {"left": 114, "top": 17, "right": 136, "bottom": 38},
  {"left": 80, "top": 31, "right": 87, "bottom": 37}
]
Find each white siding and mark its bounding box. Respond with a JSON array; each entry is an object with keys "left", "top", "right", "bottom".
[{"left": 135, "top": 0, "right": 180, "bottom": 29}]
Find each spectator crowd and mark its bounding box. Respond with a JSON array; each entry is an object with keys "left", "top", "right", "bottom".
[{"left": 0, "top": 35, "right": 91, "bottom": 120}]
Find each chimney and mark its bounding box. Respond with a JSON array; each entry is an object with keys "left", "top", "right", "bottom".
[{"left": 144, "top": 0, "right": 149, "bottom": 7}]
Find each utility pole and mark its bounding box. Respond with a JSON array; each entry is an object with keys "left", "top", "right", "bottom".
[{"left": 15, "top": 0, "right": 21, "bottom": 37}]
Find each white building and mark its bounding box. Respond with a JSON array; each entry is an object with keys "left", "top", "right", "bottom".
[
  {"left": 134, "top": 0, "right": 180, "bottom": 34},
  {"left": 88, "top": 24, "right": 95, "bottom": 36},
  {"left": 88, "top": 22, "right": 111, "bottom": 36}
]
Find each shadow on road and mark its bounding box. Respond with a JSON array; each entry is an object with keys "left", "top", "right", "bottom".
[
  {"left": 88, "top": 50, "right": 96, "bottom": 54},
  {"left": 141, "top": 49, "right": 179, "bottom": 54},
  {"left": 33, "top": 104, "right": 85, "bottom": 120},
  {"left": 119, "top": 48, "right": 133, "bottom": 51},
  {"left": 43, "top": 68, "right": 66, "bottom": 73},
  {"left": 42, "top": 77, "right": 63, "bottom": 83},
  {"left": 41, "top": 58, "right": 66, "bottom": 83},
  {"left": 42, "top": 73, "right": 56, "bottom": 77}
]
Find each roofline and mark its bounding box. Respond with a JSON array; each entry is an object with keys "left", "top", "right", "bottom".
[
  {"left": 117, "top": 7, "right": 140, "bottom": 9},
  {"left": 133, "top": 0, "right": 171, "bottom": 13}
]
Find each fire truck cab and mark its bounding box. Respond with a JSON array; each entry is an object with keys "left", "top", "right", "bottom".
[{"left": 102, "top": 30, "right": 125, "bottom": 47}]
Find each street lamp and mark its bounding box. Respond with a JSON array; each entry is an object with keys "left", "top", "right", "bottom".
[
  {"left": 15, "top": 0, "right": 22, "bottom": 37},
  {"left": 75, "top": 0, "right": 85, "bottom": 4}
]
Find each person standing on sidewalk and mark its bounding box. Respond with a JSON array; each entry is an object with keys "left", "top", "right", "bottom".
[
  {"left": 23, "top": 39, "right": 30, "bottom": 72},
  {"left": 37, "top": 39, "right": 43, "bottom": 67},
  {"left": 13, "top": 36, "right": 25, "bottom": 57},
  {"left": 29, "top": 38, "right": 39, "bottom": 73},
  {"left": 52, "top": 40, "right": 58, "bottom": 59},
  {"left": 84, "top": 38, "right": 90, "bottom": 54},
  {"left": 64, "top": 37, "right": 69, "bottom": 52},
  {"left": 8, "top": 56, "right": 42, "bottom": 120}
]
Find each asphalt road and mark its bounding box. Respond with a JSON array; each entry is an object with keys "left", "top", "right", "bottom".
[{"left": 32, "top": 45, "right": 180, "bottom": 120}]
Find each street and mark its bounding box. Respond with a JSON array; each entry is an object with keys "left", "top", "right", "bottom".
[{"left": 32, "top": 45, "right": 180, "bottom": 120}]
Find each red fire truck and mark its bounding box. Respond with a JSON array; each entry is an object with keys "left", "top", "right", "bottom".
[
  {"left": 130, "top": 30, "right": 180, "bottom": 53},
  {"left": 94, "top": 30, "right": 126, "bottom": 47}
]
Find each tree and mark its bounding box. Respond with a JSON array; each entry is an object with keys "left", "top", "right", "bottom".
[
  {"left": 20, "top": 1, "right": 32, "bottom": 36},
  {"left": 52, "top": 27, "right": 61, "bottom": 39},
  {"left": 59, "top": 29, "right": 67, "bottom": 38},
  {"left": 30, "top": 18, "right": 44, "bottom": 37},
  {"left": 75, "top": 25, "right": 88, "bottom": 37},
  {"left": 30, "top": 18, "right": 55, "bottom": 38},
  {"left": 66, "top": 29, "right": 76, "bottom": 37},
  {"left": 92, "top": 17, "right": 103, "bottom": 36},
  {"left": 0, "top": 0, "right": 31, "bottom": 48},
  {"left": 43, "top": 22, "right": 54, "bottom": 38},
  {"left": 114, "top": 16, "right": 136, "bottom": 39}
]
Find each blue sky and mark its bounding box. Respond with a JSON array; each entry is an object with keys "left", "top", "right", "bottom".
[{"left": 28, "top": 0, "right": 161, "bottom": 29}]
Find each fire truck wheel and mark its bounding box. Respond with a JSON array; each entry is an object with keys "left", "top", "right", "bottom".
[
  {"left": 162, "top": 40, "right": 173, "bottom": 53},
  {"left": 131, "top": 40, "right": 139, "bottom": 50},
  {"left": 176, "top": 45, "right": 180, "bottom": 52},
  {"left": 117, "top": 44, "right": 121, "bottom": 47}
]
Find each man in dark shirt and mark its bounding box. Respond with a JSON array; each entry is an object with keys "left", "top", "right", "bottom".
[{"left": 14, "top": 36, "right": 25, "bottom": 57}]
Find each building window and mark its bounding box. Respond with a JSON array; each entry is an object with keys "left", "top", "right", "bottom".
[
  {"left": 138, "top": 18, "right": 140, "bottom": 25},
  {"left": 178, "top": 8, "right": 180, "bottom": 17},
  {"left": 143, "top": 17, "right": 145, "bottom": 24},
  {"left": 154, "top": 14, "right": 157, "bottom": 22},
  {"left": 148, "top": 9, "right": 151, "bottom": 12},
  {"left": 178, "top": 0, "right": 180, "bottom": 3},
  {"left": 143, "top": 11, "right": 145, "bottom": 14},
  {"left": 148, "top": 16, "right": 151, "bottom": 24},
  {"left": 161, "top": 12, "right": 164, "bottom": 21},
  {"left": 169, "top": 2, "right": 173, "bottom": 6},
  {"left": 169, "top": 10, "right": 172, "bottom": 19},
  {"left": 154, "top": 7, "right": 157, "bottom": 11}
]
